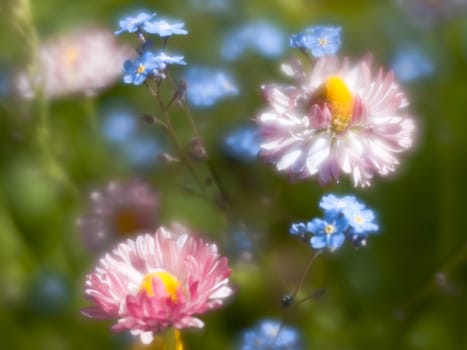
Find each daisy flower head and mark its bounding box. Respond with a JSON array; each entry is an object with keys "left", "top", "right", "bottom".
[
  {"left": 76, "top": 180, "right": 159, "bottom": 254},
  {"left": 15, "top": 28, "right": 132, "bottom": 99},
  {"left": 257, "top": 55, "right": 416, "bottom": 187},
  {"left": 82, "top": 227, "right": 233, "bottom": 344}
]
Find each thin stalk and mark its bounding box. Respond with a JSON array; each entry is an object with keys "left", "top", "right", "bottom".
[
  {"left": 12, "top": 0, "right": 79, "bottom": 197},
  {"left": 151, "top": 82, "right": 206, "bottom": 192},
  {"left": 180, "top": 100, "right": 234, "bottom": 217},
  {"left": 395, "top": 242, "right": 467, "bottom": 317},
  {"left": 291, "top": 250, "right": 322, "bottom": 300},
  {"left": 270, "top": 250, "right": 322, "bottom": 347}
]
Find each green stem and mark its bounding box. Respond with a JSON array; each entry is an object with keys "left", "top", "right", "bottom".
[
  {"left": 180, "top": 101, "right": 234, "bottom": 217},
  {"left": 151, "top": 83, "right": 206, "bottom": 192},
  {"left": 83, "top": 95, "right": 98, "bottom": 133},
  {"left": 291, "top": 250, "right": 322, "bottom": 299},
  {"left": 150, "top": 329, "right": 183, "bottom": 350},
  {"left": 11, "top": 0, "right": 79, "bottom": 197},
  {"left": 395, "top": 242, "right": 467, "bottom": 316}
]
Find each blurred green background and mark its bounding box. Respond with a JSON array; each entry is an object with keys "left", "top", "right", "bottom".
[{"left": 1, "top": 0, "right": 467, "bottom": 349}]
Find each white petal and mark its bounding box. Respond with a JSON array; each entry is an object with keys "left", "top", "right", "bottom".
[
  {"left": 210, "top": 284, "right": 234, "bottom": 299},
  {"left": 140, "top": 331, "right": 154, "bottom": 345},
  {"left": 305, "top": 136, "right": 331, "bottom": 174},
  {"left": 281, "top": 63, "right": 295, "bottom": 76},
  {"left": 276, "top": 149, "right": 302, "bottom": 171}
]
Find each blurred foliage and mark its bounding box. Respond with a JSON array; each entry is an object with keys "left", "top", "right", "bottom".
[{"left": 1, "top": 0, "right": 467, "bottom": 349}]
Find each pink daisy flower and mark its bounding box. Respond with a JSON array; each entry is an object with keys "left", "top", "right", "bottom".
[
  {"left": 16, "top": 27, "right": 132, "bottom": 99},
  {"left": 398, "top": 0, "right": 467, "bottom": 26},
  {"left": 82, "top": 227, "right": 233, "bottom": 345},
  {"left": 257, "top": 55, "right": 416, "bottom": 187},
  {"left": 77, "top": 180, "right": 159, "bottom": 254}
]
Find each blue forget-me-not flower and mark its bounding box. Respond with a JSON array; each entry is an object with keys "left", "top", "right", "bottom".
[
  {"left": 223, "top": 124, "right": 261, "bottom": 162},
  {"left": 221, "top": 21, "right": 286, "bottom": 61},
  {"left": 122, "top": 136, "right": 162, "bottom": 169},
  {"left": 184, "top": 66, "right": 238, "bottom": 108},
  {"left": 123, "top": 51, "right": 185, "bottom": 85},
  {"left": 290, "top": 25, "right": 342, "bottom": 57},
  {"left": 123, "top": 51, "right": 160, "bottom": 85},
  {"left": 143, "top": 19, "right": 188, "bottom": 37},
  {"left": 240, "top": 319, "right": 303, "bottom": 350},
  {"left": 115, "top": 12, "right": 156, "bottom": 35},
  {"left": 343, "top": 205, "right": 379, "bottom": 235},
  {"left": 391, "top": 47, "right": 434, "bottom": 83},
  {"left": 307, "top": 211, "right": 348, "bottom": 251},
  {"left": 101, "top": 107, "right": 138, "bottom": 143},
  {"left": 290, "top": 194, "right": 379, "bottom": 251},
  {"left": 99, "top": 104, "right": 164, "bottom": 170},
  {"left": 29, "top": 269, "right": 71, "bottom": 316},
  {"left": 319, "top": 194, "right": 364, "bottom": 212}
]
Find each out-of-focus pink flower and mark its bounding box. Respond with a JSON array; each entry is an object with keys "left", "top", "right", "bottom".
[
  {"left": 257, "top": 55, "right": 416, "bottom": 187},
  {"left": 397, "top": 0, "right": 467, "bottom": 26},
  {"left": 16, "top": 27, "right": 132, "bottom": 99},
  {"left": 82, "top": 227, "right": 233, "bottom": 345},
  {"left": 77, "top": 180, "right": 159, "bottom": 254}
]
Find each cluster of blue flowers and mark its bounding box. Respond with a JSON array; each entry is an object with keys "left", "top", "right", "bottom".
[
  {"left": 240, "top": 319, "right": 303, "bottom": 350},
  {"left": 115, "top": 12, "right": 187, "bottom": 85},
  {"left": 290, "top": 194, "right": 379, "bottom": 251},
  {"left": 289, "top": 25, "right": 342, "bottom": 58}
]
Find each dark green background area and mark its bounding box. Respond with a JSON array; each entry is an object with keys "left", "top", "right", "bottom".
[{"left": 1, "top": 0, "right": 467, "bottom": 349}]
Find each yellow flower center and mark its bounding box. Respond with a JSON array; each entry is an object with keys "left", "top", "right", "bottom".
[
  {"left": 64, "top": 47, "right": 79, "bottom": 67},
  {"left": 137, "top": 64, "right": 146, "bottom": 74},
  {"left": 324, "top": 224, "right": 335, "bottom": 235},
  {"left": 318, "top": 37, "right": 328, "bottom": 48},
  {"left": 324, "top": 76, "right": 354, "bottom": 133},
  {"left": 115, "top": 209, "right": 140, "bottom": 236},
  {"left": 310, "top": 76, "right": 354, "bottom": 133},
  {"left": 354, "top": 215, "right": 364, "bottom": 224},
  {"left": 140, "top": 270, "right": 180, "bottom": 302}
]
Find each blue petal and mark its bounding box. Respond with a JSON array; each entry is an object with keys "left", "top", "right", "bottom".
[
  {"left": 307, "top": 218, "right": 325, "bottom": 234},
  {"left": 123, "top": 60, "right": 135, "bottom": 72},
  {"left": 289, "top": 222, "right": 307, "bottom": 236},
  {"left": 123, "top": 74, "right": 134, "bottom": 84},
  {"left": 310, "top": 235, "right": 327, "bottom": 249},
  {"left": 133, "top": 74, "right": 147, "bottom": 85},
  {"left": 328, "top": 233, "right": 345, "bottom": 251}
]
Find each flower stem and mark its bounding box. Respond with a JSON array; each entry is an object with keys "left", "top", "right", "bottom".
[
  {"left": 292, "top": 250, "right": 322, "bottom": 300},
  {"left": 148, "top": 77, "right": 234, "bottom": 218},
  {"left": 11, "top": 0, "right": 79, "bottom": 197},
  {"left": 150, "top": 83, "right": 206, "bottom": 192},
  {"left": 179, "top": 100, "right": 233, "bottom": 217},
  {"left": 394, "top": 242, "right": 467, "bottom": 318},
  {"left": 150, "top": 329, "right": 183, "bottom": 350}
]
